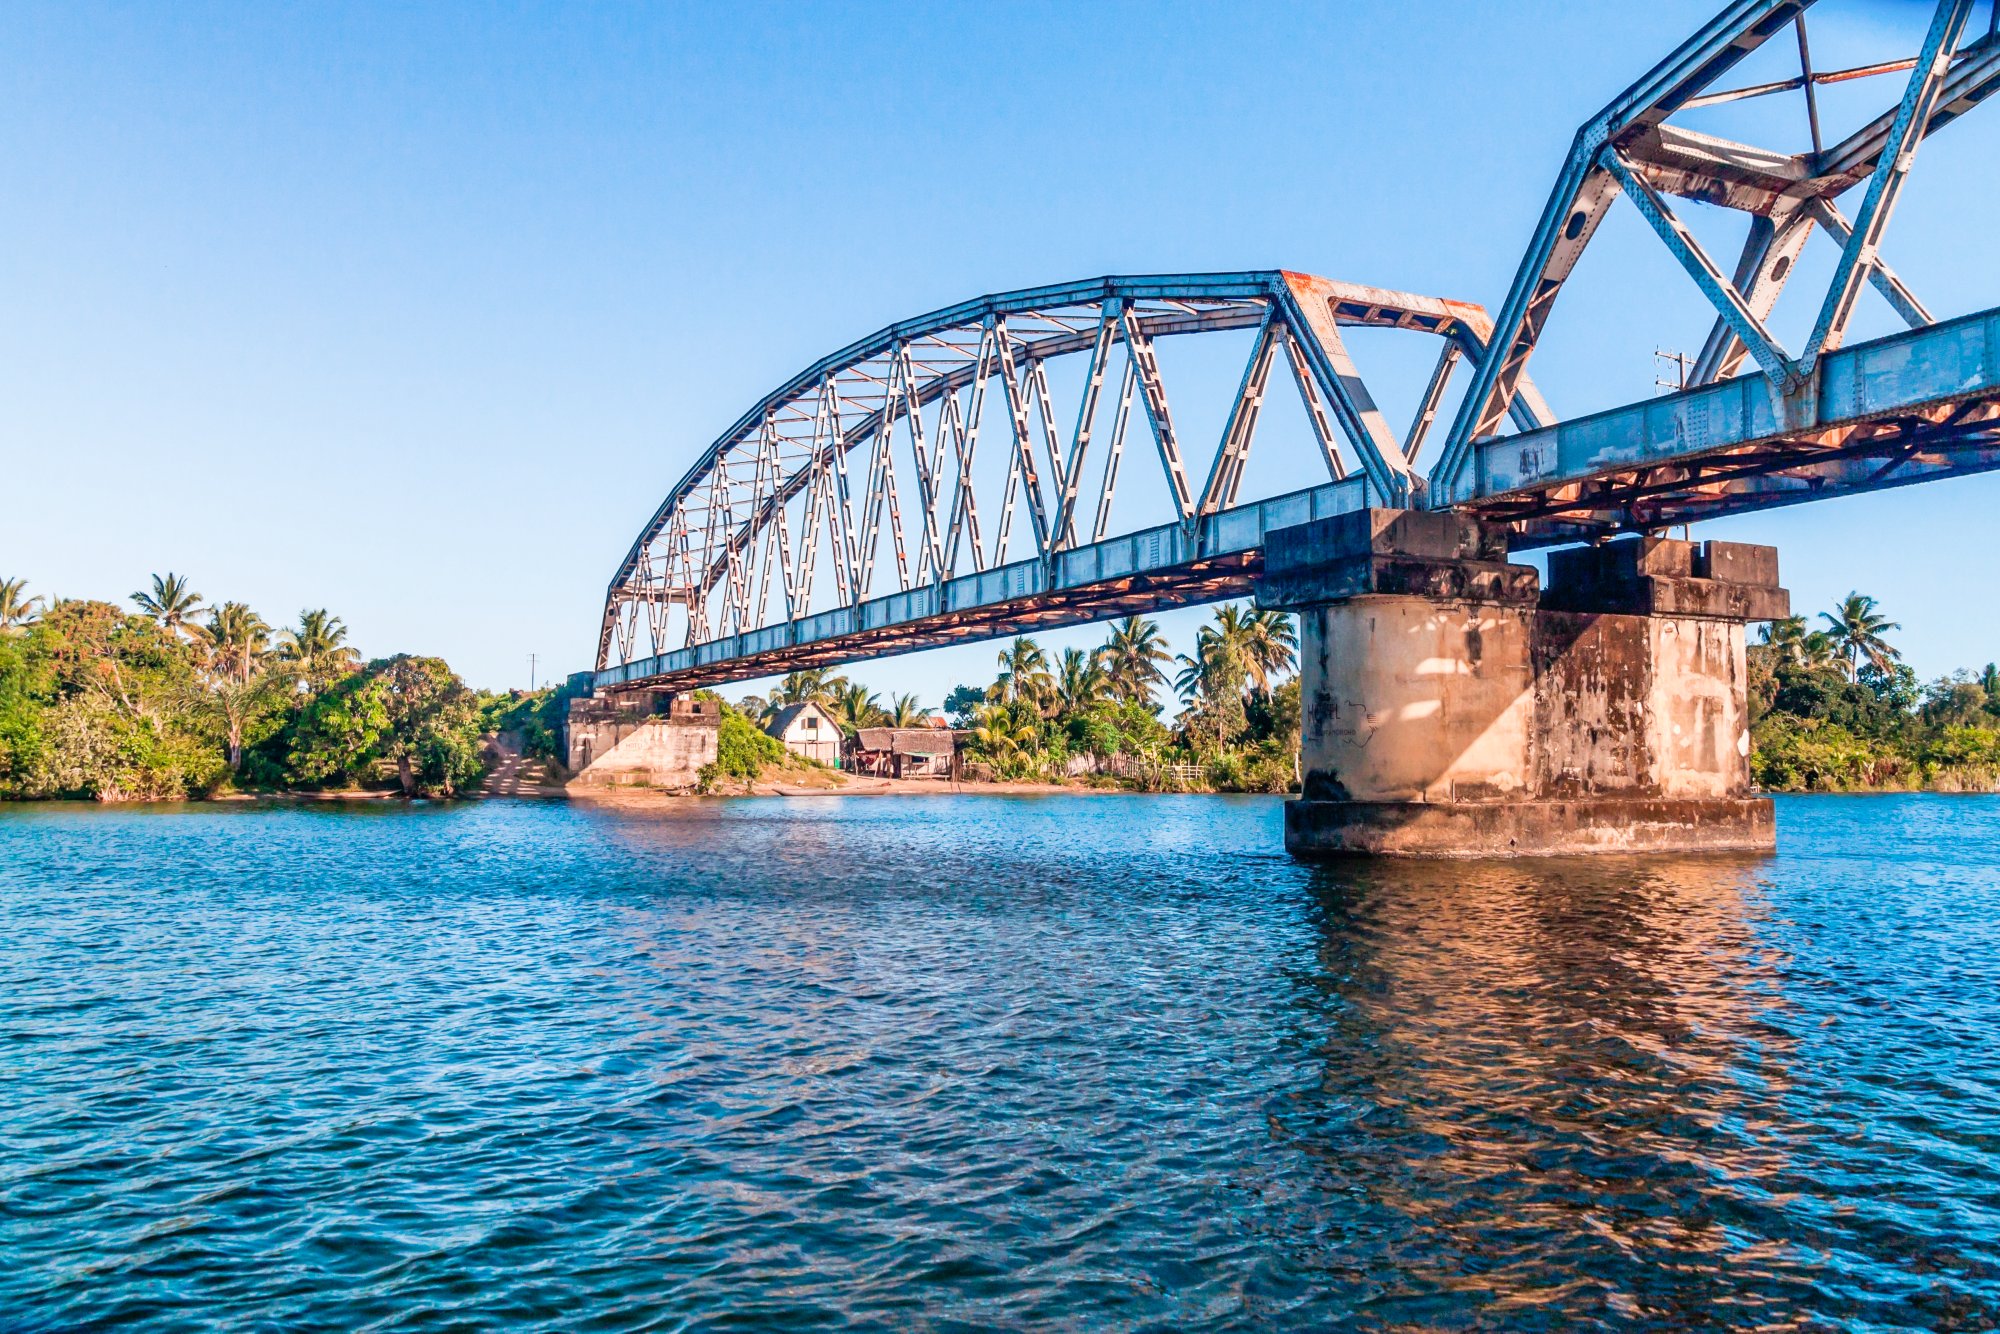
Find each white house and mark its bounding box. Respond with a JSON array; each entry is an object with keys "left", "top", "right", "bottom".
[{"left": 764, "top": 701, "right": 842, "bottom": 765}]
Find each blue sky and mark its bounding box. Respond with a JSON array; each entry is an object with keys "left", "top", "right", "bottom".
[{"left": 3, "top": 1, "right": 1995, "bottom": 700}]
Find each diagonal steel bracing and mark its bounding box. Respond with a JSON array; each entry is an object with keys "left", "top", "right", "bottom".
[
  {"left": 596, "top": 272, "right": 1515, "bottom": 673},
  {"left": 1432, "top": 0, "right": 1996, "bottom": 506},
  {"left": 594, "top": 3, "right": 1997, "bottom": 688}
]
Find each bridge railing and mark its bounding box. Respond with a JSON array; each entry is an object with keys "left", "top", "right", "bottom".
[
  {"left": 1467, "top": 306, "right": 2000, "bottom": 537},
  {"left": 596, "top": 474, "right": 1375, "bottom": 692}
]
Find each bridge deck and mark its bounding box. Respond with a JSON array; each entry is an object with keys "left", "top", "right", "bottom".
[
  {"left": 1463, "top": 305, "right": 2000, "bottom": 541},
  {"left": 597, "top": 477, "right": 1377, "bottom": 694}
]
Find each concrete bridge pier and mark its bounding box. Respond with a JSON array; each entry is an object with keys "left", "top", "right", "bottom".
[
  {"left": 1255, "top": 509, "right": 1788, "bottom": 858},
  {"left": 563, "top": 690, "right": 719, "bottom": 791}
]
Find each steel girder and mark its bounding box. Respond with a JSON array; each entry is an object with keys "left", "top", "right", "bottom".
[
  {"left": 1430, "top": 0, "right": 2000, "bottom": 516},
  {"left": 596, "top": 272, "right": 1536, "bottom": 673},
  {"left": 1464, "top": 304, "right": 2000, "bottom": 541}
]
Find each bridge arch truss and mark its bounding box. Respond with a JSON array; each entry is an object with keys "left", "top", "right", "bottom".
[{"left": 597, "top": 271, "right": 1543, "bottom": 690}]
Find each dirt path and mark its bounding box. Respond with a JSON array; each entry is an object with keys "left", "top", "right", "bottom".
[{"left": 477, "top": 733, "right": 569, "bottom": 799}]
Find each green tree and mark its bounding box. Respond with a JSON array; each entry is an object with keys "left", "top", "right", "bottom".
[
  {"left": 0, "top": 578, "right": 42, "bottom": 635},
  {"left": 196, "top": 602, "right": 278, "bottom": 770},
  {"left": 886, "top": 693, "right": 926, "bottom": 727},
  {"left": 284, "top": 670, "right": 392, "bottom": 788},
  {"left": 1240, "top": 609, "right": 1298, "bottom": 691},
  {"left": 278, "top": 609, "right": 360, "bottom": 686},
  {"left": 992, "top": 637, "right": 1053, "bottom": 713},
  {"left": 1759, "top": 615, "right": 1811, "bottom": 665},
  {"left": 1821, "top": 592, "right": 1900, "bottom": 679},
  {"left": 773, "top": 669, "right": 844, "bottom": 707},
  {"left": 830, "top": 680, "right": 885, "bottom": 735},
  {"left": 1174, "top": 618, "right": 1250, "bottom": 755},
  {"left": 1098, "top": 616, "right": 1170, "bottom": 706},
  {"left": 202, "top": 602, "right": 271, "bottom": 686},
  {"left": 0, "top": 631, "right": 50, "bottom": 791},
  {"left": 943, "top": 684, "right": 986, "bottom": 726},
  {"left": 14, "top": 601, "right": 220, "bottom": 799},
  {"left": 374, "top": 655, "right": 483, "bottom": 796},
  {"left": 700, "top": 703, "right": 789, "bottom": 791},
  {"left": 1054, "top": 647, "right": 1108, "bottom": 719},
  {"left": 131, "top": 573, "right": 206, "bottom": 639},
  {"left": 969, "top": 698, "right": 1040, "bottom": 772}
]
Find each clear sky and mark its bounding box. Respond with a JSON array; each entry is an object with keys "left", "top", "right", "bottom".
[{"left": 4, "top": 1, "right": 1996, "bottom": 701}]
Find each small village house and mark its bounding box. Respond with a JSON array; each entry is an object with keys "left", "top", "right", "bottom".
[
  {"left": 764, "top": 701, "right": 842, "bottom": 765},
  {"left": 847, "top": 726, "right": 961, "bottom": 780}
]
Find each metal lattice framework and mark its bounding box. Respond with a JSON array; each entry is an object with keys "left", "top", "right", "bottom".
[
  {"left": 593, "top": 0, "right": 2000, "bottom": 693},
  {"left": 597, "top": 272, "right": 1542, "bottom": 679},
  {"left": 1434, "top": 0, "right": 2000, "bottom": 534}
]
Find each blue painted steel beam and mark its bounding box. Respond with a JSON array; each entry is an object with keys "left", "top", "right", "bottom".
[
  {"left": 595, "top": 475, "right": 1376, "bottom": 694},
  {"left": 1465, "top": 303, "right": 2000, "bottom": 538}
]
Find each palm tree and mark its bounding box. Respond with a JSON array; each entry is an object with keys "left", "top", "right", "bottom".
[
  {"left": 0, "top": 578, "right": 42, "bottom": 634},
  {"left": 1175, "top": 625, "right": 1249, "bottom": 753},
  {"left": 887, "top": 693, "right": 926, "bottom": 727},
  {"left": 993, "top": 637, "right": 1053, "bottom": 712},
  {"left": 1098, "top": 615, "right": 1170, "bottom": 706},
  {"left": 1173, "top": 648, "right": 1214, "bottom": 706},
  {"left": 830, "top": 680, "right": 884, "bottom": 735},
  {"left": 190, "top": 602, "right": 273, "bottom": 772},
  {"left": 1820, "top": 592, "right": 1900, "bottom": 677},
  {"left": 203, "top": 602, "right": 271, "bottom": 686},
  {"left": 1758, "top": 615, "right": 1810, "bottom": 664},
  {"left": 774, "top": 668, "right": 843, "bottom": 706},
  {"left": 277, "top": 608, "right": 359, "bottom": 684},
  {"left": 1055, "top": 647, "right": 1108, "bottom": 719},
  {"left": 132, "top": 572, "right": 206, "bottom": 637},
  {"left": 970, "top": 698, "right": 1040, "bottom": 765},
  {"left": 1239, "top": 608, "right": 1297, "bottom": 692}
]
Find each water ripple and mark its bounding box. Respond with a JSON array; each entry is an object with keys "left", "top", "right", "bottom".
[{"left": 3, "top": 794, "right": 2000, "bottom": 1329}]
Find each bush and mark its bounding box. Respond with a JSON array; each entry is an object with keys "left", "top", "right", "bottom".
[
  {"left": 479, "top": 683, "right": 577, "bottom": 761},
  {"left": 698, "top": 706, "right": 788, "bottom": 792},
  {"left": 1750, "top": 717, "right": 1912, "bottom": 792},
  {"left": 1921, "top": 725, "right": 2000, "bottom": 790},
  {"left": 1205, "top": 751, "right": 1246, "bottom": 791}
]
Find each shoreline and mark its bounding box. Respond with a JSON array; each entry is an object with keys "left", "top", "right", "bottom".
[
  {"left": 12, "top": 782, "right": 2000, "bottom": 809},
  {"left": 571, "top": 773, "right": 1121, "bottom": 802}
]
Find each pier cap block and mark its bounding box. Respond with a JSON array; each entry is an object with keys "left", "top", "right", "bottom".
[
  {"left": 1541, "top": 535, "right": 1788, "bottom": 621},
  {"left": 1286, "top": 797, "right": 1776, "bottom": 857},
  {"left": 1256, "top": 508, "right": 1535, "bottom": 610},
  {"left": 1264, "top": 508, "right": 1508, "bottom": 570}
]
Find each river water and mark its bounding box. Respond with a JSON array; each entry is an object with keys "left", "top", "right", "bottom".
[{"left": 3, "top": 794, "right": 1999, "bottom": 1331}]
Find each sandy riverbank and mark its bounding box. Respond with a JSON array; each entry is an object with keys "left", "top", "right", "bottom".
[{"left": 568, "top": 772, "right": 1115, "bottom": 802}]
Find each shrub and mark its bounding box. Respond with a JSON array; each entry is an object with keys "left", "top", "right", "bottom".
[{"left": 699, "top": 706, "right": 787, "bottom": 792}]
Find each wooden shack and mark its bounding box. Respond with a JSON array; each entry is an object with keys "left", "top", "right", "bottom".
[{"left": 847, "top": 726, "right": 960, "bottom": 779}]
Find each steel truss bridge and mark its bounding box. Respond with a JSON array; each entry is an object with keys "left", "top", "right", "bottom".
[{"left": 596, "top": 0, "right": 2000, "bottom": 696}]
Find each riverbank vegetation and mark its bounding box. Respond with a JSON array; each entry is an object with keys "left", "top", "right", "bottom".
[
  {"left": 734, "top": 610, "right": 1304, "bottom": 792},
  {"left": 1750, "top": 592, "right": 2000, "bottom": 792},
  {"left": 8, "top": 567, "right": 1997, "bottom": 802},
  {"left": 0, "top": 574, "right": 489, "bottom": 800}
]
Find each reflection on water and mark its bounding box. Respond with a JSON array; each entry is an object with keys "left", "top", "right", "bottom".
[
  {"left": 2, "top": 795, "right": 1998, "bottom": 1330},
  {"left": 1280, "top": 858, "right": 1803, "bottom": 1326}
]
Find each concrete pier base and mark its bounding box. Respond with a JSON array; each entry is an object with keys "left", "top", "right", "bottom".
[
  {"left": 1284, "top": 797, "right": 1775, "bottom": 858},
  {"left": 563, "top": 692, "right": 719, "bottom": 790},
  {"left": 1256, "top": 509, "right": 1788, "bottom": 859}
]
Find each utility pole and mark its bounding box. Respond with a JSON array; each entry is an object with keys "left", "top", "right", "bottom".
[
  {"left": 1653, "top": 347, "right": 1693, "bottom": 395},
  {"left": 528, "top": 653, "right": 539, "bottom": 692}
]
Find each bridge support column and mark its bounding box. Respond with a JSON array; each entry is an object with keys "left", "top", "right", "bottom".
[
  {"left": 563, "top": 691, "right": 720, "bottom": 791},
  {"left": 1256, "top": 510, "right": 1787, "bottom": 858}
]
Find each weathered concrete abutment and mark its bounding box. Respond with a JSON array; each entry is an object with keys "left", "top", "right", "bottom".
[
  {"left": 1255, "top": 509, "right": 1787, "bottom": 858},
  {"left": 563, "top": 692, "right": 719, "bottom": 790}
]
